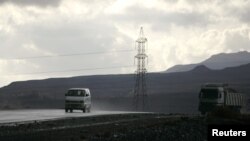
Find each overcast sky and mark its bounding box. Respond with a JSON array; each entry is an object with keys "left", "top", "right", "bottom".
[{"left": 0, "top": 0, "right": 250, "bottom": 87}]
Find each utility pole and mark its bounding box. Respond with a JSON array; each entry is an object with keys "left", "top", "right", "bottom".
[{"left": 134, "top": 27, "right": 148, "bottom": 111}]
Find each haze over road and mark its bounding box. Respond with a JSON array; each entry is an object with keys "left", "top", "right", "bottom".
[{"left": 0, "top": 109, "right": 141, "bottom": 124}]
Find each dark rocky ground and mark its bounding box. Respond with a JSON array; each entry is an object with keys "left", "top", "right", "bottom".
[{"left": 0, "top": 113, "right": 249, "bottom": 141}]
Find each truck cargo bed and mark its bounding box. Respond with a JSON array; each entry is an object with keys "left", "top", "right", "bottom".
[{"left": 226, "top": 93, "right": 244, "bottom": 106}]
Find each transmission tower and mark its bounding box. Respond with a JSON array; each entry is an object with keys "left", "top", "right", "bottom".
[{"left": 134, "top": 27, "right": 148, "bottom": 111}]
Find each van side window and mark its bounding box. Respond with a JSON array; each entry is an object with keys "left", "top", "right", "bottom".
[
  {"left": 86, "top": 92, "right": 89, "bottom": 97},
  {"left": 77, "top": 90, "right": 81, "bottom": 96},
  {"left": 81, "top": 90, "right": 86, "bottom": 96}
]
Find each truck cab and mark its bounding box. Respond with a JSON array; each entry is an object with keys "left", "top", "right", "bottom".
[
  {"left": 65, "top": 88, "right": 91, "bottom": 113},
  {"left": 198, "top": 83, "right": 244, "bottom": 115}
]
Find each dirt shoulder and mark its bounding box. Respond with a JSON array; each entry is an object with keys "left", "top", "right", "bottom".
[{"left": 0, "top": 113, "right": 249, "bottom": 141}]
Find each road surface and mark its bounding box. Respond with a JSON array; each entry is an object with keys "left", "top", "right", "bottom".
[{"left": 0, "top": 109, "right": 141, "bottom": 124}]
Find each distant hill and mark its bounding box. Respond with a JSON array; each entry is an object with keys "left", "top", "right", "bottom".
[
  {"left": 0, "top": 63, "right": 249, "bottom": 113},
  {"left": 165, "top": 51, "right": 250, "bottom": 73}
]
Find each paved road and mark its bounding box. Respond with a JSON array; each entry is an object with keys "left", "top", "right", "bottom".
[{"left": 0, "top": 109, "right": 140, "bottom": 124}]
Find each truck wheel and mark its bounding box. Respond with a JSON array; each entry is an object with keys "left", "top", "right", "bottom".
[
  {"left": 201, "top": 111, "right": 206, "bottom": 116},
  {"left": 235, "top": 107, "right": 241, "bottom": 114}
]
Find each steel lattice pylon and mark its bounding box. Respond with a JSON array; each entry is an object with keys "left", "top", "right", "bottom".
[{"left": 134, "top": 27, "right": 148, "bottom": 111}]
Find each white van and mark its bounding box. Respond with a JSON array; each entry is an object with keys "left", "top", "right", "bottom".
[{"left": 65, "top": 88, "right": 91, "bottom": 113}]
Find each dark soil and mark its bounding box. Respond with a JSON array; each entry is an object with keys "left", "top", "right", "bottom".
[{"left": 0, "top": 113, "right": 249, "bottom": 141}]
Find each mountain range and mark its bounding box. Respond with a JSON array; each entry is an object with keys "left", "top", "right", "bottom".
[
  {"left": 165, "top": 51, "right": 250, "bottom": 73},
  {"left": 0, "top": 51, "right": 249, "bottom": 113}
]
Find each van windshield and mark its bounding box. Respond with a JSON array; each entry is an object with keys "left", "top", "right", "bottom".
[
  {"left": 66, "top": 90, "right": 86, "bottom": 96},
  {"left": 200, "top": 89, "right": 219, "bottom": 99}
]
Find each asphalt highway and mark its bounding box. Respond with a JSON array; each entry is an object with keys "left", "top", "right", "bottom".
[{"left": 0, "top": 109, "right": 141, "bottom": 124}]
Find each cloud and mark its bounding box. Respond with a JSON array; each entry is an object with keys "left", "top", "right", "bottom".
[
  {"left": 0, "top": 0, "right": 62, "bottom": 7},
  {"left": 222, "top": 26, "right": 250, "bottom": 52},
  {"left": 240, "top": 8, "right": 250, "bottom": 23},
  {"left": 0, "top": 1, "right": 135, "bottom": 87},
  {"left": 112, "top": 5, "right": 209, "bottom": 30},
  {"left": 0, "top": 0, "right": 250, "bottom": 86}
]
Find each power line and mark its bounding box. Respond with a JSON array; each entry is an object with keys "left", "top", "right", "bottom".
[
  {"left": 3, "top": 49, "right": 135, "bottom": 60},
  {"left": 3, "top": 65, "right": 134, "bottom": 76}
]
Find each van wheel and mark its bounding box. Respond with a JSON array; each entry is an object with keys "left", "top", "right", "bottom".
[
  {"left": 65, "top": 109, "right": 68, "bottom": 113},
  {"left": 70, "top": 109, "right": 73, "bottom": 113}
]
